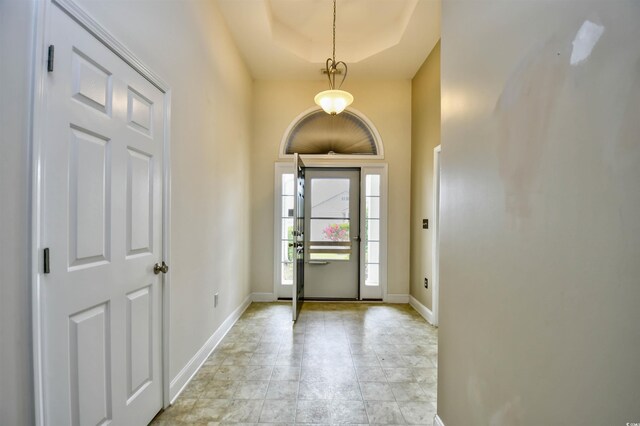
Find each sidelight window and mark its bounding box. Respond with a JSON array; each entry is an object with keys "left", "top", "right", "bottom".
[
  {"left": 365, "top": 174, "right": 380, "bottom": 286},
  {"left": 281, "top": 173, "right": 294, "bottom": 285}
]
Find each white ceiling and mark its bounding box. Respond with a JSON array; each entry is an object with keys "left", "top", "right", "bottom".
[{"left": 216, "top": 0, "right": 441, "bottom": 80}]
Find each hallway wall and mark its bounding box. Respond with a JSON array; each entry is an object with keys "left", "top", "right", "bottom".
[
  {"left": 410, "top": 41, "right": 441, "bottom": 311},
  {"left": 439, "top": 1, "right": 640, "bottom": 424},
  {"left": 0, "top": 1, "right": 36, "bottom": 423},
  {"left": 250, "top": 80, "right": 412, "bottom": 299}
]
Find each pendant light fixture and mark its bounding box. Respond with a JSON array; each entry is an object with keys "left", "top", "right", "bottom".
[{"left": 314, "top": 0, "right": 353, "bottom": 115}]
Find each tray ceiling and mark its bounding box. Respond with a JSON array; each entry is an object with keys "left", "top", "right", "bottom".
[{"left": 216, "top": 0, "right": 441, "bottom": 80}]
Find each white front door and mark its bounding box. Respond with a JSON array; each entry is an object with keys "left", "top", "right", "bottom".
[
  {"left": 304, "top": 168, "right": 360, "bottom": 299},
  {"left": 41, "top": 5, "right": 165, "bottom": 425}
]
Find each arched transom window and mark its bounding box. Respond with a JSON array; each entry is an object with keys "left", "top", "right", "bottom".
[{"left": 281, "top": 108, "right": 384, "bottom": 157}]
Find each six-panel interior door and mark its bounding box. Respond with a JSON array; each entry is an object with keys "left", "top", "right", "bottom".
[
  {"left": 304, "top": 168, "right": 360, "bottom": 299},
  {"left": 41, "top": 5, "right": 164, "bottom": 425},
  {"left": 292, "top": 154, "right": 306, "bottom": 321}
]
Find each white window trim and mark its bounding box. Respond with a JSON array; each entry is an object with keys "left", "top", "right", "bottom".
[{"left": 273, "top": 160, "right": 388, "bottom": 301}]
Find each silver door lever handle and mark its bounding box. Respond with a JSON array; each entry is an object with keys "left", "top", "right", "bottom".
[{"left": 154, "top": 261, "right": 169, "bottom": 275}]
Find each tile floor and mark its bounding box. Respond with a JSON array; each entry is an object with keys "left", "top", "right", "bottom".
[{"left": 152, "top": 302, "right": 438, "bottom": 425}]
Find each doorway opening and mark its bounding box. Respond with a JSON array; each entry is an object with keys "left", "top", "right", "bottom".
[{"left": 274, "top": 161, "right": 386, "bottom": 302}]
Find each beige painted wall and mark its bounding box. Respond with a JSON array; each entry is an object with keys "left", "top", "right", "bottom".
[
  {"left": 0, "top": 0, "right": 36, "bottom": 423},
  {"left": 439, "top": 1, "right": 640, "bottom": 424},
  {"left": 250, "top": 80, "right": 412, "bottom": 297},
  {"left": 75, "top": 0, "right": 253, "bottom": 381},
  {"left": 410, "top": 41, "right": 441, "bottom": 310}
]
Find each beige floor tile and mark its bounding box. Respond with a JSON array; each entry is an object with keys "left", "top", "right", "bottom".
[
  {"left": 295, "top": 400, "right": 331, "bottom": 423},
  {"left": 419, "top": 384, "right": 437, "bottom": 403},
  {"left": 231, "top": 342, "right": 260, "bottom": 353},
  {"left": 255, "top": 342, "right": 281, "bottom": 353},
  {"left": 401, "top": 356, "right": 433, "bottom": 368},
  {"left": 249, "top": 352, "right": 278, "bottom": 366},
  {"left": 152, "top": 302, "right": 438, "bottom": 425},
  {"left": 214, "top": 365, "right": 247, "bottom": 381},
  {"left": 204, "top": 352, "right": 227, "bottom": 366},
  {"left": 222, "top": 353, "right": 253, "bottom": 366},
  {"left": 180, "top": 379, "right": 210, "bottom": 399},
  {"left": 275, "top": 353, "right": 303, "bottom": 366},
  {"left": 233, "top": 381, "right": 269, "bottom": 399},
  {"left": 298, "top": 381, "right": 333, "bottom": 400},
  {"left": 259, "top": 399, "right": 297, "bottom": 423},
  {"left": 243, "top": 365, "right": 273, "bottom": 380},
  {"left": 389, "top": 383, "right": 429, "bottom": 402},
  {"left": 363, "top": 401, "right": 405, "bottom": 424},
  {"left": 397, "top": 401, "right": 436, "bottom": 425},
  {"left": 352, "top": 354, "right": 381, "bottom": 367},
  {"left": 383, "top": 368, "right": 416, "bottom": 383},
  {"left": 221, "top": 399, "right": 263, "bottom": 423},
  {"left": 377, "top": 355, "right": 406, "bottom": 368},
  {"left": 203, "top": 381, "right": 239, "bottom": 399},
  {"left": 410, "top": 368, "right": 437, "bottom": 385},
  {"left": 332, "top": 381, "right": 362, "bottom": 401},
  {"left": 300, "top": 366, "right": 331, "bottom": 382},
  {"left": 181, "top": 399, "right": 231, "bottom": 423},
  {"left": 359, "top": 381, "right": 395, "bottom": 402},
  {"left": 356, "top": 366, "right": 387, "bottom": 382},
  {"left": 265, "top": 380, "right": 299, "bottom": 400},
  {"left": 271, "top": 365, "right": 301, "bottom": 381},
  {"left": 150, "top": 398, "right": 196, "bottom": 422},
  {"left": 329, "top": 400, "right": 368, "bottom": 424}
]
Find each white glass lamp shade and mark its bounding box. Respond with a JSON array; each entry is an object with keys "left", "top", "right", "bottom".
[{"left": 314, "top": 89, "right": 354, "bottom": 115}]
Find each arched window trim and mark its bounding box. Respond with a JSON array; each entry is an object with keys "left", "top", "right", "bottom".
[{"left": 278, "top": 106, "right": 385, "bottom": 159}]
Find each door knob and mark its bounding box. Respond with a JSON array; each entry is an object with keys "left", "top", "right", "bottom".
[{"left": 154, "top": 261, "right": 169, "bottom": 275}]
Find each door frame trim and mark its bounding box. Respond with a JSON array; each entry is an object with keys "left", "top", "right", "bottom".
[
  {"left": 29, "top": 1, "right": 173, "bottom": 423},
  {"left": 273, "top": 160, "right": 388, "bottom": 302},
  {"left": 432, "top": 145, "right": 441, "bottom": 326}
]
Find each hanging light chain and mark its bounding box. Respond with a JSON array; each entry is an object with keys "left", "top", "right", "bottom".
[{"left": 323, "top": 0, "right": 348, "bottom": 91}]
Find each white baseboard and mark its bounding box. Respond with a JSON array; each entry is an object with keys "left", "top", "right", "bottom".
[
  {"left": 251, "top": 292, "right": 276, "bottom": 302},
  {"left": 385, "top": 293, "right": 410, "bottom": 303},
  {"left": 434, "top": 414, "right": 445, "bottom": 426},
  {"left": 169, "top": 293, "right": 252, "bottom": 402},
  {"left": 409, "top": 295, "right": 436, "bottom": 326}
]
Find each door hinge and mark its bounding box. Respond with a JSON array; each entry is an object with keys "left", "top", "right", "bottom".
[
  {"left": 44, "top": 248, "right": 50, "bottom": 274},
  {"left": 47, "top": 45, "right": 54, "bottom": 72}
]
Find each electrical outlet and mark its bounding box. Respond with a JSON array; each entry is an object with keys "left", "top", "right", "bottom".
[
  {"left": 424, "top": 278, "right": 428, "bottom": 289},
  {"left": 214, "top": 292, "right": 219, "bottom": 307}
]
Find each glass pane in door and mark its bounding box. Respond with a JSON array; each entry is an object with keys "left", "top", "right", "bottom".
[
  {"left": 311, "top": 179, "right": 350, "bottom": 218},
  {"left": 309, "top": 178, "right": 352, "bottom": 260}
]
